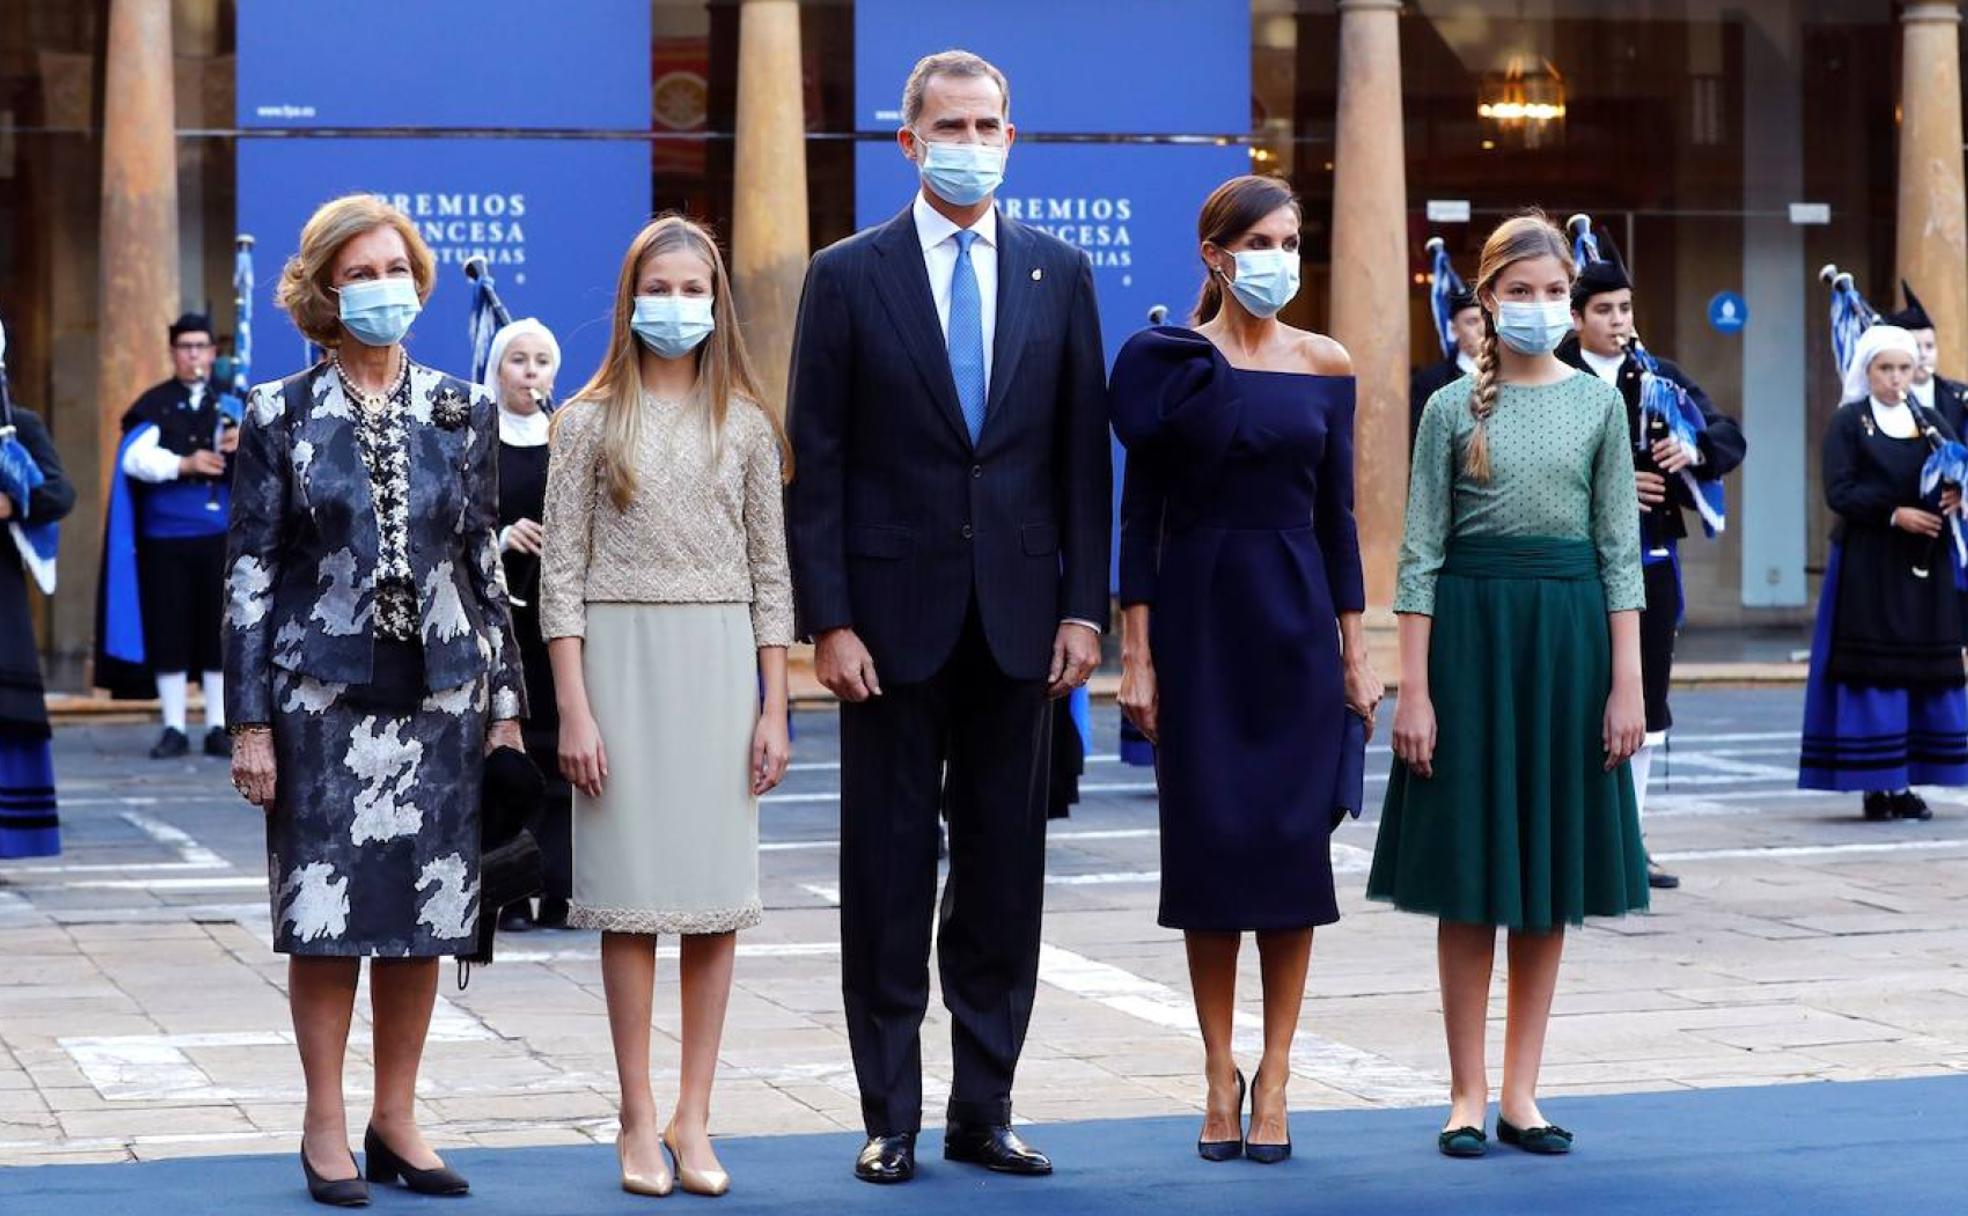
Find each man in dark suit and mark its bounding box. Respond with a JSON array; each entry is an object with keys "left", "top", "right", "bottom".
[
  {"left": 1408, "top": 288, "right": 1482, "bottom": 448},
  {"left": 1558, "top": 239, "right": 1745, "bottom": 890},
  {"left": 1885, "top": 283, "right": 1968, "bottom": 437},
  {"left": 786, "top": 49, "right": 1111, "bottom": 1185}
]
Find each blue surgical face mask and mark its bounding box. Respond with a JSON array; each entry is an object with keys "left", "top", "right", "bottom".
[
  {"left": 914, "top": 136, "right": 1006, "bottom": 207},
  {"left": 1494, "top": 300, "right": 1576, "bottom": 356},
  {"left": 632, "top": 294, "right": 715, "bottom": 360},
  {"left": 1224, "top": 249, "right": 1300, "bottom": 319},
  {"left": 336, "top": 277, "right": 421, "bottom": 347}
]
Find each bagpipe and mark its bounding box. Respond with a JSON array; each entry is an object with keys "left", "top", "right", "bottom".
[
  {"left": 209, "top": 236, "right": 253, "bottom": 505},
  {"left": 1820, "top": 263, "right": 1968, "bottom": 580},
  {"left": 1424, "top": 236, "right": 1470, "bottom": 362},
  {"left": 0, "top": 315, "right": 57, "bottom": 593},
  {"left": 1567, "top": 214, "right": 1726, "bottom": 537}
]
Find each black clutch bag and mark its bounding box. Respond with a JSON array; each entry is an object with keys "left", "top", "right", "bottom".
[
  {"left": 1330, "top": 711, "right": 1368, "bottom": 831},
  {"left": 461, "top": 747, "right": 548, "bottom": 972}
]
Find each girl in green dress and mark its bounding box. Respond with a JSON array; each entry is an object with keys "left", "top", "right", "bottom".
[{"left": 1368, "top": 212, "right": 1650, "bottom": 1158}]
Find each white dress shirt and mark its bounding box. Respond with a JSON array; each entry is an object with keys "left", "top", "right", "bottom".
[
  {"left": 914, "top": 192, "right": 997, "bottom": 394},
  {"left": 1580, "top": 345, "right": 1624, "bottom": 385},
  {"left": 912, "top": 194, "right": 1098, "bottom": 637},
  {"left": 1455, "top": 351, "right": 1477, "bottom": 376},
  {"left": 1911, "top": 377, "right": 1936, "bottom": 411},
  {"left": 120, "top": 380, "right": 209, "bottom": 483}
]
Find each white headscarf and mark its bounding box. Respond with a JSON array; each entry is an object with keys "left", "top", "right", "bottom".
[
  {"left": 481, "top": 317, "right": 562, "bottom": 405},
  {"left": 1843, "top": 324, "right": 1919, "bottom": 406}
]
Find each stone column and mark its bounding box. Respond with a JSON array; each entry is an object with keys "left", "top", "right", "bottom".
[
  {"left": 96, "top": 0, "right": 179, "bottom": 483},
  {"left": 731, "top": 0, "right": 810, "bottom": 414},
  {"left": 1328, "top": 0, "right": 1409, "bottom": 616},
  {"left": 1898, "top": 3, "right": 1968, "bottom": 380}
]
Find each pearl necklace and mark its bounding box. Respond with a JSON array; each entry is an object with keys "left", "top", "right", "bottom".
[{"left": 333, "top": 349, "right": 407, "bottom": 412}]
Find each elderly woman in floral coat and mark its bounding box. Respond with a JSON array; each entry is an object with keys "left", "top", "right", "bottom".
[{"left": 224, "top": 193, "right": 525, "bottom": 1205}]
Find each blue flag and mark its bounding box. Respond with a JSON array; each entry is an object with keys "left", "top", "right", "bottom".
[
  {"left": 1425, "top": 238, "right": 1469, "bottom": 362},
  {"left": 467, "top": 265, "right": 510, "bottom": 386},
  {"left": 1628, "top": 337, "right": 1727, "bottom": 538},
  {"left": 1821, "top": 265, "right": 1879, "bottom": 382}
]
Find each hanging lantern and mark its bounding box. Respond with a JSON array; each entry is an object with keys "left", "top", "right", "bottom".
[{"left": 1477, "top": 56, "right": 1567, "bottom": 150}]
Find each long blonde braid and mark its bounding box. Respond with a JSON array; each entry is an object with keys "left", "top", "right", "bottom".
[
  {"left": 1464, "top": 314, "right": 1503, "bottom": 483},
  {"left": 1464, "top": 211, "right": 1574, "bottom": 482}
]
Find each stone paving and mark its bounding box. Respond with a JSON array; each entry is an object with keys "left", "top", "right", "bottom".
[{"left": 3, "top": 688, "right": 1967, "bottom": 1168}]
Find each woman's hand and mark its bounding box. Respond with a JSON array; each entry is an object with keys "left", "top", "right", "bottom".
[
  {"left": 558, "top": 710, "right": 608, "bottom": 799},
  {"left": 1344, "top": 658, "right": 1385, "bottom": 738},
  {"left": 485, "top": 718, "right": 522, "bottom": 754},
  {"left": 503, "top": 518, "right": 545, "bottom": 556},
  {"left": 1391, "top": 689, "right": 1437, "bottom": 778},
  {"left": 1892, "top": 506, "right": 1945, "bottom": 538},
  {"left": 1603, "top": 678, "right": 1646, "bottom": 772},
  {"left": 231, "top": 728, "right": 278, "bottom": 811},
  {"left": 1118, "top": 653, "right": 1158, "bottom": 744},
  {"left": 1942, "top": 488, "right": 1963, "bottom": 516},
  {"left": 751, "top": 710, "right": 791, "bottom": 796}
]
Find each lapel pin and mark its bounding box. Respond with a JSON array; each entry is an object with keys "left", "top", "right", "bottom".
[{"left": 1031, "top": 268, "right": 1043, "bottom": 281}]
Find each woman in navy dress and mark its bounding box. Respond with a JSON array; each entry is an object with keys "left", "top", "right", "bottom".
[{"left": 1114, "top": 175, "right": 1382, "bottom": 1164}]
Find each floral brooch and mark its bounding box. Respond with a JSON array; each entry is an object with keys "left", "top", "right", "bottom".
[{"left": 432, "top": 385, "right": 471, "bottom": 430}]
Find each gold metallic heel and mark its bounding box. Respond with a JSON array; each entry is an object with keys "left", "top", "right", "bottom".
[
  {"left": 663, "top": 1127, "right": 731, "bottom": 1197},
  {"left": 618, "top": 1131, "right": 674, "bottom": 1198}
]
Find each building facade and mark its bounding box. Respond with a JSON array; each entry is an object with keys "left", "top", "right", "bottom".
[{"left": 0, "top": 0, "right": 1957, "bottom": 679}]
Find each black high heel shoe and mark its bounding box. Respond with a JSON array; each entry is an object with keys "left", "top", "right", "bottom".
[
  {"left": 364, "top": 1124, "right": 470, "bottom": 1195},
  {"left": 301, "top": 1145, "right": 370, "bottom": 1207},
  {"left": 1197, "top": 1068, "right": 1246, "bottom": 1161},
  {"left": 1244, "top": 1069, "right": 1292, "bottom": 1164}
]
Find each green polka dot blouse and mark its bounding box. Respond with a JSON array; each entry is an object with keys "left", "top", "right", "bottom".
[{"left": 1395, "top": 371, "right": 1645, "bottom": 616}]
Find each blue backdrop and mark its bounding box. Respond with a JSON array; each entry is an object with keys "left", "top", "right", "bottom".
[
  {"left": 236, "top": 0, "right": 649, "bottom": 130},
  {"left": 235, "top": 0, "right": 651, "bottom": 389},
  {"left": 236, "top": 138, "right": 649, "bottom": 387},
  {"left": 853, "top": 0, "right": 1252, "bottom": 590},
  {"left": 853, "top": 0, "right": 1248, "bottom": 137}
]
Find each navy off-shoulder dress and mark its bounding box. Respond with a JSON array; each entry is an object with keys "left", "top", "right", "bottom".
[{"left": 1112, "top": 326, "right": 1366, "bottom": 931}]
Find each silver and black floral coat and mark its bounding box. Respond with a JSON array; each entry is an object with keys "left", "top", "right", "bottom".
[{"left": 223, "top": 360, "right": 527, "bottom": 956}]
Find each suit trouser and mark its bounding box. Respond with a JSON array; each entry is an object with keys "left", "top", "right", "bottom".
[
  {"left": 1640, "top": 559, "right": 1679, "bottom": 735},
  {"left": 838, "top": 604, "right": 1051, "bottom": 1136}
]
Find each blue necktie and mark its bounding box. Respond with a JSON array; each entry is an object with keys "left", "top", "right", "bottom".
[{"left": 948, "top": 230, "right": 986, "bottom": 444}]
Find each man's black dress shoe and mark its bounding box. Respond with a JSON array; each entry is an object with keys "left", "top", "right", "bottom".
[
  {"left": 854, "top": 1133, "right": 916, "bottom": 1184},
  {"left": 150, "top": 727, "right": 189, "bottom": 759},
  {"left": 203, "top": 726, "right": 233, "bottom": 758},
  {"left": 943, "top": 1123, "right": 1052, "bottom": 1175}
]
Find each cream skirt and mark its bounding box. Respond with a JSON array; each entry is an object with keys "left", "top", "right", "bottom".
[{"left": 566, "top": 602, "right": 762, "bottom": 935}]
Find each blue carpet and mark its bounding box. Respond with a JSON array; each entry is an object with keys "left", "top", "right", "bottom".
[{"left": 3, "top": 1075, "right": 1964, "bottom": 1215}]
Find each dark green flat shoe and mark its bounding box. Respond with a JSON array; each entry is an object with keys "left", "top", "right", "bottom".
[
  {"left": 1437, "top": 1126, "right": 1487, "bottom": 1158},
  {"left": 1496, "top": 1117, "right": 1572, "bottom": 1155}
]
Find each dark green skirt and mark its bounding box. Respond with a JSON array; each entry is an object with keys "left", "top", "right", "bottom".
[{"left": 1367, "top": 536, "right": 1649, "bottom": 930}]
